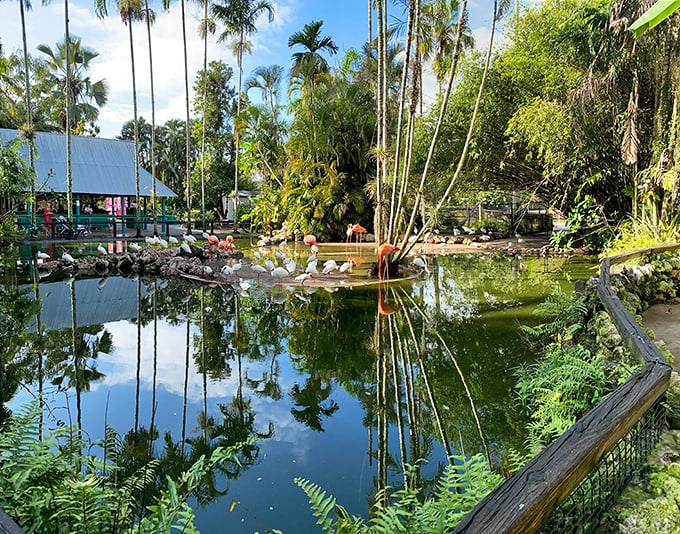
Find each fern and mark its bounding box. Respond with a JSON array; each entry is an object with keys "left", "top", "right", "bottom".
[
  {"left": 0, "top": 399, "right": 249, "bottom": 534},
  {"left": 295, "top": 454, "right": 502, "bottom": 533},
  {"left": 522, "top": 285, "right": 588, "bottom": 342}
]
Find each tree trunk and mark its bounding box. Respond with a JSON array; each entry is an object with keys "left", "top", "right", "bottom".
[
  {"left": 19, "top": 0, "right": 36, "bottom": 232},
  {"left": 181, "top": 0, "right": 192, "bottom": 232},
  {"left": 65, "top": 0, "right": 73, "bottom": 230},
  {"left": 144, "top": 0, "right": 158, "bottom": 236},
  {"left": 128, "top": 18, "right": 141, "bottom": 237}
]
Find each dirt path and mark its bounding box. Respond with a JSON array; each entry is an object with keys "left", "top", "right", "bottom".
[{"left": 642, "top": 304, "right": 680, "bottom": 371}]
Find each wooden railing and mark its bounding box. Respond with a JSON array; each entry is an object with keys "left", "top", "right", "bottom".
[{"left": 455, "top": 244, "right": 679, "bottom": 533}]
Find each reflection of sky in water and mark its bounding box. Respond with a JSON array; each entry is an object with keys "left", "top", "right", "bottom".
[{"left": 7, "top": 253, "right": 599, "bottom": 534}]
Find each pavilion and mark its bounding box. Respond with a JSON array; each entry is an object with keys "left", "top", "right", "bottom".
[{"left": 0, "top": 128, "right": 178, "bottom": 235}]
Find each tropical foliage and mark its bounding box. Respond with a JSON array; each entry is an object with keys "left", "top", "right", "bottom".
[{"left": 0, "top": 400, "right": 249, "bottom": 533}]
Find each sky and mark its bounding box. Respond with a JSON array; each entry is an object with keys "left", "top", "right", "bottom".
[{"left": 0, "top": 0, "right": 504, "bottom": 139}]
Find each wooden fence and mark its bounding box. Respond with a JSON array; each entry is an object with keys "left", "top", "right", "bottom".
[{"left": 454, "top": 244, "right": 678, "bottom": 533}]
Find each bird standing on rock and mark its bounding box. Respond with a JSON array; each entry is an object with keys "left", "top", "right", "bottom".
[{"left": 97, "top": 243, "right": 108, "bottom": 255}]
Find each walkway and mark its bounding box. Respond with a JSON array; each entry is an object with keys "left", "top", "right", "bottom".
[{"left": 643, "top": 303, "right": 680, "bottom": 371}]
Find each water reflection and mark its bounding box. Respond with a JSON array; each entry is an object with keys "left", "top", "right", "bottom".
[{"left": 3, "top": 252, "right": 596, "bottom": 532}]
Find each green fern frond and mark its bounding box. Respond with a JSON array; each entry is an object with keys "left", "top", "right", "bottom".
[{"left": 294, "top": 477, "right": 340, "bottom": 532}]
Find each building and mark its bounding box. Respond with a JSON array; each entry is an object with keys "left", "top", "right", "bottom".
[{"left": 1, "top": 128, "right": 177, "bottom": 234}]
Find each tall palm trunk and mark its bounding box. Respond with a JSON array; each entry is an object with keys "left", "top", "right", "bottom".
[
  {"left": 181, "top": 0, "right": 192, "bottom": 232},
  {"left": 200, "top": 0, "right": 211, "bottom": 230},
  {"left": 374, "top": 0, "right": 386, "bottom": 244},
  {"left": 65, "top": 0, "right": 73, "bottom": 228},
  {"left": 233, "top": 31, "right": 244, "bottom": 225},
  {"left": 19, "top": 0, "right": 36, "bottom": 231},
  {"left": 386, "top": 0, "right": 416, "bottom": 241},
  {"left": 144, "top": 0, "right": 158, "bottom": 235},
  {"left": 127, "top": 15, "right": 142, "bottom": 237}
]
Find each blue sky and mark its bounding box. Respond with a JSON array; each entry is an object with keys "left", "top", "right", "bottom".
[{"left": 0, "top": 0, "right": 504, "bottom": 138}]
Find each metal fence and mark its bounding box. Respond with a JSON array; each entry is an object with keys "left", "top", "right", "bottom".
[{"left": 541, "top": 399, "right": 666, "bottom": 533}]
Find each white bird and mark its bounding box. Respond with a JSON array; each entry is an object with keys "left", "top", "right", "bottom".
[
  {"left": 97, "top": 243, "right": 108, "bottom": 255},
  {"left": 265, "top": 259, "right": 276, "bottom": 271},
  {"left": 251, "top": 264, "right": 268, "bottom": 278},
  {"left": 274, "top": 250, "right": 285, "bottom": 260},
  {"left": 310, "top": 244, "right": 319, "bottom": 254},
  {"left": 339, "top": 260, "right": 354, "bottom": 273},
  {"left": 231, "top": 260, "right": 243, "bottom": 273},
  {"left": 183, "top": 233, "right": 197, "bottom": 243},
  {"left": 36, "top": 250, "right": 51, "bottom": 260},
  {"left": 284, "top": 258, "right": 297, "bottom": 274},
  {"left": 201, "top": 232, "right": 210, "bottom": 240},
  {"left": 129, "top": 242, "right": 142, "bottom": 252},
  {"left": 295, "top": 272, "right": 313, "bottom": 285},
  {"left": 322, "top": 260, "right": 338, "bottom": 275},
  {"left": 168, "top": 235, "right": 179, "bottom": 244},
  {"left": 180, "top": 242, "right": 192, "bottom": 254},
  {"left": 158, "top": 238, "right": 169, "bottom": 249},
  {"left": 221, "top": 264, "right": 234, "bottom": 276},
  {"left": 62, "top": 252, "right": 75, "bottom": 263},
  {"left": 306, "top": 253, "right": 317, "bottom": 264},
  {"left": 271, "top": 266, "right": 289, "bottom": 283},
  {"left": 254, "top": 250, "right": 262, "bottom": 261},
  {"left": 305, "top": 261, "right": 319, "bottom": 275}
]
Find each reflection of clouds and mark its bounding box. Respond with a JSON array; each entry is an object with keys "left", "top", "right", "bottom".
[{"left": 95, "top": 318, "right": 313, "bottom": 450}]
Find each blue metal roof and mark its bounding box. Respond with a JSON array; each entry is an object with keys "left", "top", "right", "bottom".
[{"left": 0, "top": 128, "right": 177, "bottom": 198}]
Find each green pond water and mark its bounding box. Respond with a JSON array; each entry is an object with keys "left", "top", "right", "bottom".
[{"left": 3, "top": 242, "right": 598, "bottom": 533}]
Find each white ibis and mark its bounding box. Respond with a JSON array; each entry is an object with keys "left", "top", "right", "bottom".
[
  {"left": 295, "top": 272, "right": 313, "bottom": 286},
  {"left": 62, "top": 251, "right": 75, "bottom": 263},
  {"left": 305, "top": 261, "right": 318, "bottom": 275},
  {"left": 322, "top": 260, "right": 338, "bottom": 275},
  {"left": 36, "top": 251, "right": 50, "bottom": 260},
  {"left": 271, "top": 266, "right": 288, "bottom": 284},
  {"left": 97, "top": 243, "right": 108, "bottom": 255}
]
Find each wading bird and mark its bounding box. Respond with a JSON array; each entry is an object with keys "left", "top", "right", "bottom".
[{"left": 377, "top": 243, "right": 401, "bottom": 279}]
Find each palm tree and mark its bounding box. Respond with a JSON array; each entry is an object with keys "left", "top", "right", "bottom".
[
  {"left": 197, "top": 0, "right": 216, "bottom": 230},
  {"left": 246, "top": 64, "right": 283, "bottom": 114},
  {"left": 288, "top": 20, "right": 338, "bottom": 156},
  {"left": 38, "top": 36, "right": 108, "bottom": 227},
  {"left": 211, "top": 0, "right": 274, "bottom": 225},
  {"left": 36, "top": 37, "right": 109, "bottom": 131},
  {"left": 144, "top": 0, "right": 166, "bottom": 236}
]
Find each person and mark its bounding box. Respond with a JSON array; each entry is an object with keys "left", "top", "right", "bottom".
[
  {"left": 84, "top": 203, "right": 93, "bottom": 231},
  {"left": 43, "top": 202, "right": 52, "bottom": 235}
]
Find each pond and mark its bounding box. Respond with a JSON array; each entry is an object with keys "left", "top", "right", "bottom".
[{"left": 3, "top": 244, "right": 597, "bottom": 533}]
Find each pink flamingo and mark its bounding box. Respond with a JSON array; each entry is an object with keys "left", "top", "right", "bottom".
[
  {"left": 377, "top": 243, "right": 401, "bottom": 279},
  {"left": 303, "top": 230, "right": 317, "bottom": 247},
  {"left": 352, "top": 223, "right": 367, "bottom": 244}
]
